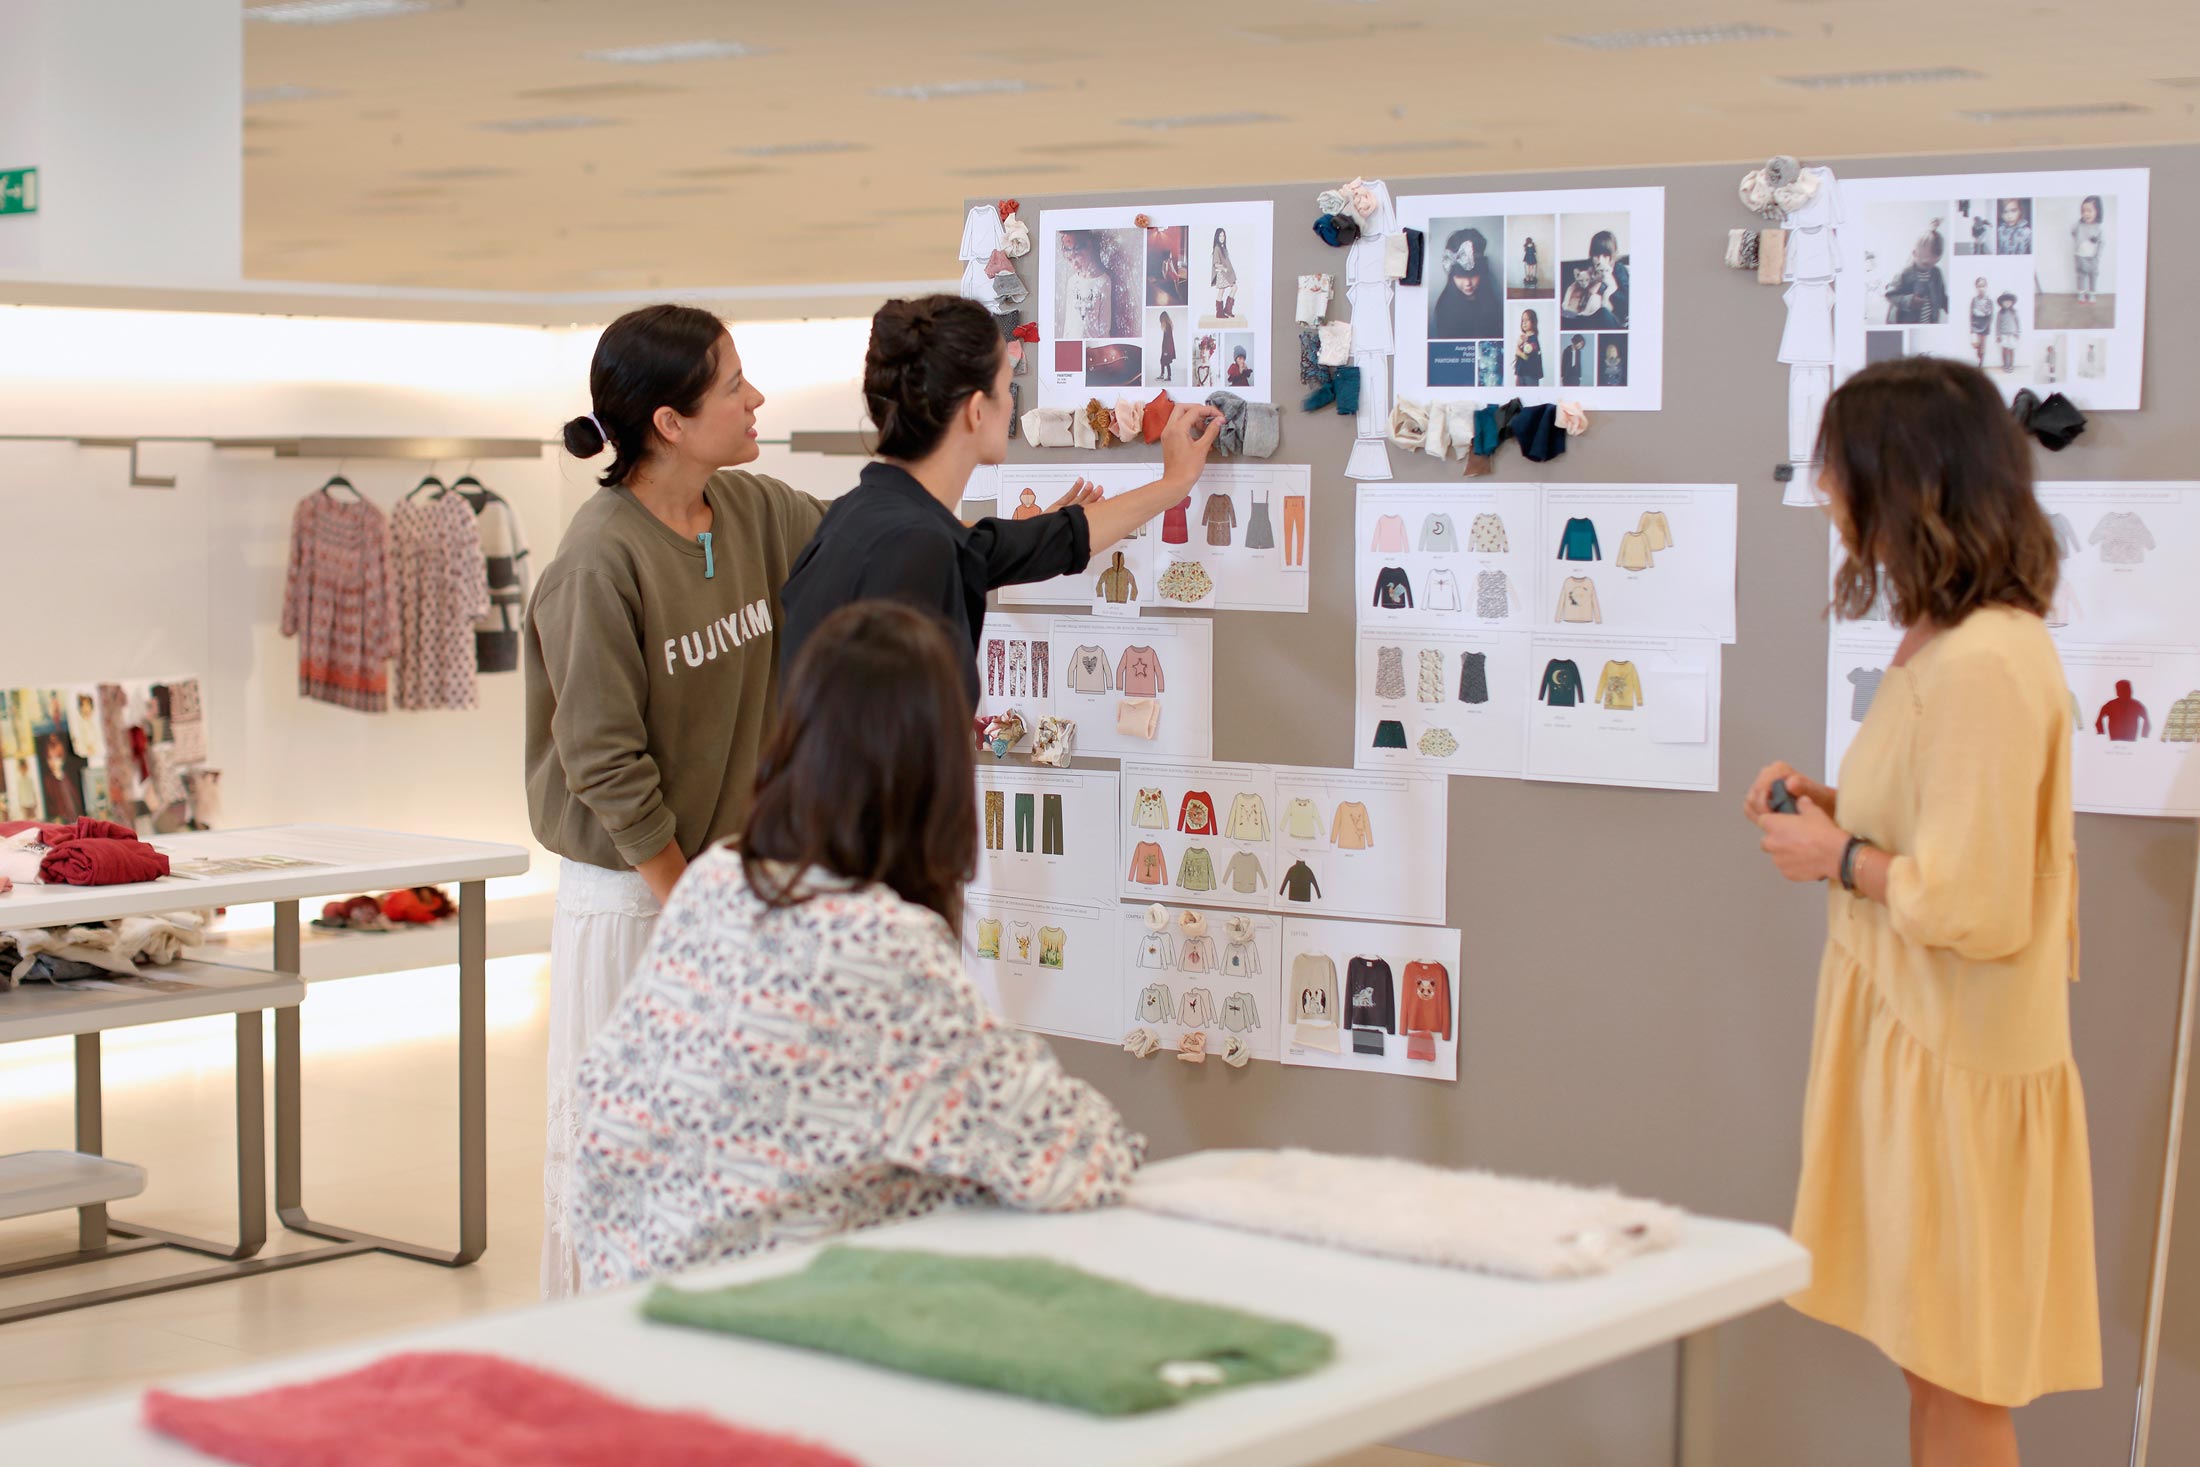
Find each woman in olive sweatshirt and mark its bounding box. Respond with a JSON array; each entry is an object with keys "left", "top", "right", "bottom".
[{"left": 524, "top": 303, "right": 828, "bottom": 1299}]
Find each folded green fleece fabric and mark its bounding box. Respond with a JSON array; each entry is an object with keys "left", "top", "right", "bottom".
[{"left": 642, "top": 1246, "right": 1333, "bottom": 1416}]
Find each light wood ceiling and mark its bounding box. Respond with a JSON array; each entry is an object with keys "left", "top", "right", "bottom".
[{"left": 242, "top": 0, "right": 2200, "bottom": 295}]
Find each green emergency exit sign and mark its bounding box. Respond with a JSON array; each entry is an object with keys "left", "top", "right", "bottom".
[{"left": 0, "top": 169, "right": 38, "bottom": 216}]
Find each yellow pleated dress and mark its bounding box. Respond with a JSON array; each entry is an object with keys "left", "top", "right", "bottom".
[{"left": 1790, "top": 607, "right": 2101, "bottom": 1406}]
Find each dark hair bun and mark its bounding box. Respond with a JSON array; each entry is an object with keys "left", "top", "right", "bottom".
[
  {"left": 563, "top": 414, "right": 606, "bottom": 459},
  {"left": 865, "top": 295, "right": 1004, "bottom": 461}
]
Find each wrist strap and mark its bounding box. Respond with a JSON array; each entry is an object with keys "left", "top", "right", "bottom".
[{"left": 1840, "top": 836, "right": 1867, "bottom": 892}]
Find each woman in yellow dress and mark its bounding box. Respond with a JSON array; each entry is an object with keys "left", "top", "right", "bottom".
[{"left": 1747, "top": 356, "right": 2098, "bottom": 1466}]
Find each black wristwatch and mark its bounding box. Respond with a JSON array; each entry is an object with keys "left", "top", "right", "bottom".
[{"left": 1839, "top": 836, "right": 1869, "bottom": 892}]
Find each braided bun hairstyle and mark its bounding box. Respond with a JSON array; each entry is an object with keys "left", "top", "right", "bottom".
[
  {"left": 561, "top": 303, "right": 726, "bottom": 488},
  {"left": 865, "top": 295, "right": 1005, "bottom": 461}
]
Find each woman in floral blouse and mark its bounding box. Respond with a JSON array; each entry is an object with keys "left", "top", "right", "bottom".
[{"left": 565, "top": 602, "right": 1143, "bottom": 1290}]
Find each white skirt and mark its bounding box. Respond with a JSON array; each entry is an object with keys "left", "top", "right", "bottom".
[{"left": 540, "top": 857, "right": 660, "bottom": 1299}]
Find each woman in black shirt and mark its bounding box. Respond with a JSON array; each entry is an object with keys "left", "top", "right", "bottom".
[{"left": 781, "top": 295, "right": 1222, "bottom": 705}]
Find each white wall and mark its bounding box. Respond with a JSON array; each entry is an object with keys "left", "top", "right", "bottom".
[
  {"left": 0, "top": 0, "right": 242, "bottom": 286},
  {"left": 0, "top": 305, "right": 870, "bottom": 891}
]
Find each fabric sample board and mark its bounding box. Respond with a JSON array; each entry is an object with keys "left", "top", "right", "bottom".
[{"left": 643, "top": 1246, "right": 1334, "bottom": 1416}]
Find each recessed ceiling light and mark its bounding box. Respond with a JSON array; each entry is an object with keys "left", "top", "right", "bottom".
[
  {"left": 947, "top": 164, "right": 1075, "bottom": 178},
  {"left": 245, "top": 84, "right": 342, "bottom": 105},
  {"left": 1120, "top": 111, "right": 1286, "bottom": 131},
  {"left": 474, "top": 115, "right": 624, "bottom": 133},
  {"left": 1778, "top": 67, "right": 1982, "bottom": 89},
  {"left": 1960, "top": 102, "right": 2147, "bottom": 122},
  {"left": 403, "top": 166, "right": 521, "bottom": 180},
  {"left": 874, "top": 79, "right": 1040, "bottom": 101},
  {"left": 1335, "top": 138, "right": 1485, "bottom": 154},
  {"left": 583, "top": 40, "right": 770, "bottom": 65},
  {"left": 517, "top": 81, "right": 683, "bottom": 102},
  {"left": 245, "top": 0, "right": 442, "bottom": 24},
  {"left": 728, "top": 140, "right": 867, "bottom": 157},
  {"left": 1556, "top": 22, "right": 1785, "bottom": 50}
]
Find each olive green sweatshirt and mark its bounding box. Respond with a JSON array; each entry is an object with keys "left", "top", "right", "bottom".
[{"left": 523, "top": 470, "right": 826, "bottom": 870}]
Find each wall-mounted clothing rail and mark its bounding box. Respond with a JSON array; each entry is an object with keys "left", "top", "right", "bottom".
[{"left": 0, "top": 435, "right": 554, "bottom": 488}]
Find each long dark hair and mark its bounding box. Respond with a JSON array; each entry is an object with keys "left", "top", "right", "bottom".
[
  {"left": 740, "top": 602, "right": 976, "bottom": 929},
  {"left": 864, "top": 295, "right": 1005, "bottom": 461},
  {"left": 1821, "top": 356, "right": 2056, "bottom": 627},
  {"left": 561, "top": 304, "right": 725, "bottom": 488}
]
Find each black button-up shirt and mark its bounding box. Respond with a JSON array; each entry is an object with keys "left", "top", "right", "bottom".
[{"left": 780, "top": 463, "right": 1093, "bottom": 707}]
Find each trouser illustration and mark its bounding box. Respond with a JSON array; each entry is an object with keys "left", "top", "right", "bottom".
[
  {"left": 1007, "top": 640, "right": 1029, "bottom": 696},
  {"left": 1283, "top": 495, "right": 1308, "bottom": 567},
  {"left": 1030, "top": 640, "right": 1050, "bottom": 694},
  {"left": 986, "top": 639, "right": 1005, "bottom": 696},
  {"left": 984, "top": 790, "right": 1004, "bottom": 850},
  {"left": 1041, "top": 793, "right": 1064, "bottom": 855},
  {"left": 1014, "top": 792, "right": 1036, "bottom": 853}
]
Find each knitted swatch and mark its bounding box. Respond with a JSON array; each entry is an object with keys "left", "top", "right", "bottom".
[
  {"left": 143, "top": 1350, "right": 860, "bottom": 1467},
  {"left": 643, "top": 1246, "right": 1333, "bottom": 1416}
]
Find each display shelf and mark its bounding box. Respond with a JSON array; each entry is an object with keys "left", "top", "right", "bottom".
[
  {"left": 0, "top": 960, "right": 304, "bottom": 1044},
  {"left": 0, "top": 1151, "right": 147, "bottom": 1223},
  {"left": 189, "top": 890, "right": 553, "bottom": 983}
]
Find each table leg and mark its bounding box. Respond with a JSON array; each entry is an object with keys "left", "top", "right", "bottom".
[
  {"left": 1674, "top": 1328, "right": 1717, "bottom": 1467},
  {"left": 74, "top": 1034, "right": 104, "bottom": 1251},
  {"left": 274, "top": 883, "right": 488, "bottom": 1266},
  {"left": 107, "top": 1011, "right": 270, "bottom": 1262}
]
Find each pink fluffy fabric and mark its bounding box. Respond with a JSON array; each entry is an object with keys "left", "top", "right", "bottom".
[{"left": 143, "top": 1351, "right": 863, "bottom": 1467}]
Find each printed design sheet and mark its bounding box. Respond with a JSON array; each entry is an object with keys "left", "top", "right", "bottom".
[
  {"left": 1357, "top": 484, "right": 1736, "bottom": 643},
  {"left": 1036, "top": 200, "right": 1275, "bottom": 409},
  {"left": 964, "top": 893, "right": 1120, "bottom": 1044},
  {"left": 1118, "top": 759, "right": 1448, "bottom": 924},
  {"left": 1280, "top": 917, "right": 1463, "bottom": 1083},
  {"left": 1825, "top": 484, "right": 2200, "bottom": 816},
  {"left": 971, "top": 766, "right": 1120, "bottom": 904},
  {"left": 1394, "top": 186, "right": 1665, "bottom": 411},
  {"left": 996, "top": 463, "right": 1312, "bottom": 613},
  {"left": 973, "top": 611, "right": 1054, "bottom": 753},
  {"left": 1121, "top": 903, "right": 1282, "bottom": 1062},
  {"left": 1835, "top": 168, "right": 2149, "bottom": 409},
  {"left": 995, "top": 462, "right": 1173, "bottom": 613},
  {"left": 1051, "top": 616, "right": 1214, "bottom": 761}
]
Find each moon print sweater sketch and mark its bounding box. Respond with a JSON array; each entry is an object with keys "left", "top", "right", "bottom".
[
  {"left": 1555, "top": 576, "right": 1602, "bottom": 624},
  {"left": 1556, "top": 517, "right": 1601, "bottom": 562},
  {"left": 1538, "top": 658, "right": 1586, "bottom": 707},
  {"left": 1419, "top": 513, "right": 1459, "bottom": 553},
  {"left": 1373, "top": 566, "right": 1414, "bottom": 610}
]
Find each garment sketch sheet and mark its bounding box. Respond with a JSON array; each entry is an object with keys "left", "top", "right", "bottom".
[
  {"left": 1050, "top": 616, "right": 1214, "bottom": 760},
  {"left": 972, "top": 610, "right": 1057, "bottom": 754},
  {"left": 1824, "top": 484, "right": 2200, "bottom": 817},
  {"left": 964, "top": 892, "right": 1120, "bottom": 1043},
  {"left": 1121, "top": 905, "right": 1284, "bottom": 1062},
  {"left": 1394, "top": 185, "right": 1665, "bottom": 411},
  {"left": 1118, "top": 758, "right": 1448, "bottom": 924},
  {"left": 1280, "top": 917, "right": 1463, "bottom": 1083},
  {"left": 1357, "top": 484, "right": 1737, "bottom": 644},
  {"left": 971, "top": 765, "right": 1121, "bottom": 903},
  {"left": 1037, "top": 200, "right": 1276, "bottom": 409},
  {"left": 1835, "top": 167, "right": 2148, "bottom": 409},
  {"left": 993, "top": 462, "right": 1311, "bottom": 613}
]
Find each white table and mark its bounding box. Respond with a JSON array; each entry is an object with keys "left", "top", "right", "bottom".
[
  {"left": 0, "top": 825, "right": 528, "bottom": 1322},
  {"left": 0, "top": 1201, "right": 1808, "bottom": 1467}
]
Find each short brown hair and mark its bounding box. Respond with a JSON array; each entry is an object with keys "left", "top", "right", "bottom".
[
  {"left": 1821, "top": 356, "right": 2056, "bottom": 626},
  {"left": 739, "top": 601, "right": 976, "bottom": 930}
]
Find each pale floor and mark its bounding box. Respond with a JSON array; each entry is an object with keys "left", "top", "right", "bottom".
[{"left": 0, "top": 954, "right": 1472, "bottom": 1465}]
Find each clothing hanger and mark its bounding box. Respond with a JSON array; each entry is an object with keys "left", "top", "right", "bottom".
[
  {"left": 318, "top": 470, "right": 363, "bottom": 501},
  {"left": 405, "top": 470, "right": 448, "bottom": 501}
]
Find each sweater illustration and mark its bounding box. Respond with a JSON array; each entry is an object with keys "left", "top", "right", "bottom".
[
  {"left": 1278, "top": 859, "right": 1323, "bottom": 903},
  {"left": 1131, "top": 786, "right": 1167, "bottom": 828},
  {"left": 2097, "top": 680, "right": 2149, "bottom": 741},
  {"left": 1223, "top": 849, "right": 1268, "bottom": 895},
  {"left": 1345, "top": 956, "right": 1397, "bottom": 1033},
  {"left": 1538, "top": 658, "right": 1585, "bottom": 708},
  {"left": 1373, "top": 566, "right": 1414, "bottom": 610},
  {"left": 1281, "top": 798, "right": 1322, "bottom": 841},
  {"left": 1135, "top": 983, "right": 1174, "bottom": 1024},
  {"left": 1097, "top": 552, "right": 1139, "bottom": 605},
  {"left": 1637, "top": 509, "right": 1673, "bottom": 552},
  {"left": 1330, "top": 801, "right": 1374, "bottom": 851},
  {"left": 1177, "top": 846, "right": 1217, "bottom": 893},
  {"left": 1177, "top": 987, "right": 1219, "bottom": 1029},
  {"left": 1556, "top": 517, "right": 1601, "bottom": 562},
  {"left": 1179, "top": 936, "right": 1218, "bottom": 974},
  {"left": 1399, "top": 960, "right": 1453, "bottom": 1041},
  {"left": 2089, "top": 511, "right": 2156, "bottom": 566},
  {"left": 1597, "top": 660, "right": 1645, "bottom": 711},
  {"left": 1614, "top": 531, "right": 1655, "bottom": 572},
  {"left": 1220, "top": 989, "right": 1262, "bottom": 1031},
  {"left": 1468, "top": 512, "right": 1509, "bottom": 553},
  {"left": 1222, "top": 940, "right": 1261, "bottom": 979},
  {"left": 1176, "top": 791, "right": 1218, "bottom": 835},
  {"left": 1555, "top": 576, "right": 1603, "bottom": 624},
  {"left": 1136, "top": 931, "right": 1175, "bottom": 969},
  {"left": 1419, "top": 513, "right": 1459, "bottom": 553},
  {"left": 1225, "top": 791, "right": 1269, "bottom": 841},
  {"left": 2162, "top": 692, "right": 2200, "bottom": 743},
  {"left": 1129, "top": 841, "right": 1168, "bottom": 885},
  {"left": 1068, "top": 644, "right": 1114, "bottom": 694},
  {"left": 1115, "top": 646, "right": 1166, "bottom": 696}
]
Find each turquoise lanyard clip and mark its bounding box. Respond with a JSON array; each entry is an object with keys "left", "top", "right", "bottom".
[{"left": 699, "top": 530, "right": 715, "bottom": 579}]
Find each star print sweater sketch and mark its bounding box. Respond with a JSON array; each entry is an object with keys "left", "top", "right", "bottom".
[
  {"left": 566, "top": 852, "right": 1141, "bottom": 1291},
  {"left": 1115, "top": 646, "right": 1165, "bottom": 696}
]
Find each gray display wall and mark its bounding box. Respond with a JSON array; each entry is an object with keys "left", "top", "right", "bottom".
[{"left": 987, "top": 142, "right": 2200, "bottom": 1466}]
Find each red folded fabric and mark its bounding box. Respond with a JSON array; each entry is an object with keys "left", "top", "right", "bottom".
[
  {"left": 144, "top": 1351, "right": 863, "bottom": 1467},
  {"left": 1143, "top": 390, "right": 1173, "bottom": 444},
  {"left": 0, "top": 817, "right": 139, "bottom": 845},
  {"left": 36, "top": 838, "right": 170, "bottom": 886}
]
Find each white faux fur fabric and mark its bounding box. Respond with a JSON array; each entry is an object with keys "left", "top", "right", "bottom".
[{"left": 1128, "top": 1148, "right": 1685, "bottom": 1280}]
